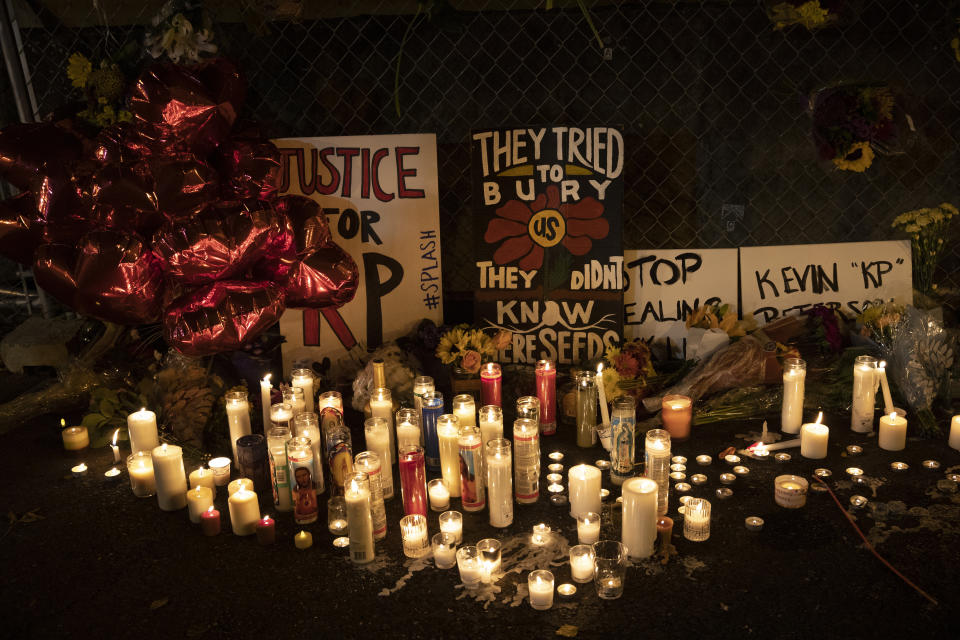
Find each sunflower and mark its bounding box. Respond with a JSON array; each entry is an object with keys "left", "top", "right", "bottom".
[
  {"left": 833, "top": 142, "right": 874, "bottom": 172},
  {"left": 436, "top": 327, "right": 467, "bottom": 365},
  {"left": 67, "top": 52, "right": 92, "bottom": 89}
]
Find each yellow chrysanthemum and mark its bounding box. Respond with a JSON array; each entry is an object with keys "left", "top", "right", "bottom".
[
  {"left": 796, "top": 1, "right": 829, "bottom": 28},
  {"left": 67, "top": 52, "right": 92, "bottom": 89},
  {"left": 833, "top": 142, "right": 874, "bottom": 172},
  {"left": 604, "top": 344, "right": 621, "bottom": 366}
]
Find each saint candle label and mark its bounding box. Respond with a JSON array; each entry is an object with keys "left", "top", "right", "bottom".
[{"left": 471, "top": 126, "right": 624, "bottom": 366}]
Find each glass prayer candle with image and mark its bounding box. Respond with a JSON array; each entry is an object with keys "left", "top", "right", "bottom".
[
  {"left": 486, "top": 438, "right": 513, "bottom": 528},
  {"left": 266, "top": 426, "right": 293, "bottom": 512},
  {"left": 344, "top": 472, "right": 374, "bottom": 564},
  {"left": 282, "top": 386, "right": 305, "bottom": 417},
  {"left": 421, "top": 391, "right": 444, "bottom": 468},
  {"left": 437, "top": 414, "right": 462, "bottom": 498},
  {"left": 478, "top": 405, "right": 504, "bottom": 451},
  {"left": 575, "top": 370, "right": 598, "bottom": 448},
  {"left": 292, "top": 413, "right": 325, "bottom": 495},
  {"left": 354, "top": 451, "right": 388, "bottom": 540},
  {"left": 224, "top": 391, "right": 252, "bottom": 464},
  {"left": 660, "top": 394, "right": 692, "bottom": 441},
  {"left": 286, "top": 436, "right": 319, "bottom": 525},
  {"left": 480, "top": 363, "right": 502, "bottom": 407},
  {"left": 290, "top": 368, "right": 315, "bottom": 414},
  {"left": 780, "top": 358, "right": 806, "bottom": 434},
  {"left": 126, "top": 451, "right": 155, "bottom": 498},
  {"left": 535, "top": 359, "right": 557, "bottom": 436},
  {"left": 644, "top": 428, "right": 671, "bottom": 515},
  {"left": 610, "top": 396, "right": 636, "bottom": 485},
  {"left": 513, "top": 418, "right": 540, "bottom": 504},
  {"left": 851, "top": 355, "right": 878, "bottom": 433},
  {"left": 458, "top": 425, "right": 486, "bottom": 512},
  {"left": 399, "top": 444, "right": 428, "bottom": 516},
  {"left": 321, "top": 407, "right": 353, "bottom": 496},
  {"left": 364, "top": 417, "right": 394, "bottom": 499},
  {"left": 452, "top": 394, "right": 477, "bottom": 428},
  {"left": 396, "top": 408, "right": 422, "bottom": 456}
]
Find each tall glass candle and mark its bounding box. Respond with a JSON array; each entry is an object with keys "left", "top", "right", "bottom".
[
  {"left": 228, "top": 486, "right": 260, "bottom": 535},
  {"left": 127, "top": 408, "right": 159, "bottom": 454},
  {"left": 683, "top": 498, "right": 711, "bottom": 542},
  {"left": 478, "top": 405, "right": 504, "bottom": 451},
  {"left": 286, "top": 436, "right": 319, "bottom": 524},
  {"left": 480, "top": 363, "right": 502, "bottom": 407},
  {"left": 321, "top": 407, "right": 353, "bottom": 496},
  {"left": 364, "top": 417, "right": 394, "bottom": 499},
  {"left": 644, "top": 428, "right": 671, "bottom": 515},
  {"left": 486, "top": 438, "right": 513, "bottom": 528},
  {"left": 399, "top": 444, "right": 428, "bottom": 516},
  {"left": 151, "top": 443, "right": 187, "bottom": 511},
  {"left": 622, "top": 476, "right": 658, "bottom": 560},
  {"left": 370, "top": 388, "right": 395, "bottom": 458},
  {"left": 395, "top": 408, "right": 421, "bottom": 456},
  {"left": 354, "top": 451, "right": 388, "bottom": 540},
  {"left": 318, "top": 390, "right": 343, "bottom": 413},
  {"left": 437, "top": 414, "right": 462, "bottom": 497},
  {"left": 535, "top": 359, "right": 557, "bottom": 435},
  {"left": 260, "top": 374, "right": 272, "bottom": 431},
  {"left": 344, "top": 472, "right": 374, "bottom": 564},
  {"left": 267, "top": 426, "right": 293, "bottom": 512},
  {"left": 569, "top": 464, "right": 602, "bottom": 519},
  {"left": 237, "top": 434, "right": 271, "bottom": 501},
  {"left": 878, "top": 412, "right": 908, "bottom": 451},
  {"left": 400, "top": 514, "right": 430, "bottom": 558},
  {"left": 851, "top": 355, "right": 878, "bottom": 433},
  {"left": 224, "top": 391, "right": 252, "bottom": 464},
  {"left": 453, "top": 394, "right": 477, "bottom": 428},
  {"left": 781, "top": 358, "right": 806, "bottom": 434},
  {"left": 610, "top": 396, "right": 636, "bottom": 485},
  {"left": 458, "top": 425, "right": 485, "bottom": 512},
  {"left": 290, "top": 368, "right": 315, "bottom": 414},
  {"left": 270, "top": 402, "right": 293, "bottom": 430},
  {"left": 282, "top": 386, "right": 305, "bottom": 417},
  {"left": 413, "top": 375, "right": 435, "bottom": 445},
  {"left": 575, "top": 371, "right": 598, "bottom": 447},
  {"left": 660, "top": 394, "right": 692, "bottom": 441},
  {"left": 421, "top": 391, "right": 444, "bottom": 468},
  {"left": 292, "top": 413, "right": 325, "bottom": 495},
  {"left": 126, "top": 451, "right": 155, "bottom": 497},
  {"left": 516, "top": 396, "right": 540, "bottom": 428},
  {"left": 513, "top": 418, "right": 540, "bottom": 504}
]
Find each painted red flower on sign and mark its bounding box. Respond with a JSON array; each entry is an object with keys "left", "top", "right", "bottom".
[{"left": 484, "top": 185, "right": 609, "bottom": 270}]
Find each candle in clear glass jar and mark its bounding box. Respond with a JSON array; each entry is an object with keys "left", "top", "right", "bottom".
[
  {"left": 513, "top": 418, "right": 540, "bottom": 504},
  {"left": 186, "top": 486, "right": 214, "bottom": 523},
  {"left": 267, "top": 426, "right": 293, "bottom": 512},
  {"left": 437, "top": 414, "right": 461, "bottom": 497},
  {"left": 318, "top": 390, "right": 343, "bottom": 413},
  {"left": 432, "top": 532, "right": 457, "bottom": 569},
  {"left": 577, "top": 511, "right": 601, "bottom": 544},
  {"left": 517, "top": 396, "right": 540, "bottom": 429},
  {"left": 399, "top": 444, "right": 428, "bottom": 516},
  {"left": 535, "top": 360, "right": 557, "bottom": 435},
  {"left": 480, "top": 363, "right": 502, "bottom": 407},
  {"left": 528, "top": 570, "right": 554, "bottom": 610},
  {"left": 228, "top": 486, "right": 260, "bottom": 535},
  {"left": 644, "top": 428, "right": 671, "bottom": 515},
  {"left": 344, "top": 472, "right": 374, "bottom": 564},
  {"left": 126, "top": 452, "right": 155, "bottom": 497},
  {"left": 151, "top": 443, "right": 187, "bottom": 511},
  {"left": 851, "top": 355, "right": 878, "bottom": 433},
  {"left": 622, "top": 476, "right": 658, "bottom": 560},
  {"left": 428, "top": 478, "right": 450, "bottom": 511},
  {"left": 570, "top": 544, "right": 596, "bottom": 582},
  {"left": 878, "top": 412, "right": 908, "bottom": 451},
  {"left": 291, "top": 368, "right": 315, "bottom": 414},
  {"left": 421, "top": 391, "right": 444, "bottom": 468},
  {"left": 282, "top": 386, "right": 305, "bottom": 417},
  {"left": 683, "top": 498, "right": 711, "bottom": 542},
  {"left": 477, "top": 538, "right": 502, "bottom": 582},
  {"left": 287, "top": 436, "right": 319, "bottom": 525},
  {"left": 292, "top": 413, "right": 325, "bottom": 495},
  {"left": 224, "top": 390, "right": 252, "bottom": 465},
  {"left": 354, "top": 451, "right": 388, "bottom": 540},
  {"left": 610, "top": 396, "right": 636, "bottom": 485},
  {"left": 458, "top": 424, "right": 485, "bottom": 511},
  {"left": 270, "top": 402, "right": 293, "bottom": 430},
  {"left": 486, "top": 438, "right": 513, "bottom": 528},
  {"left": 660, "top": 394, "right": 692, "bottom": 441},
  {"left": 395, "top": 408, "right": 421, "bottom": 457},
  {"left": 439, "top": 509, "right": 462, "bottom": 544},
  {"left": 478, "top": 405, "right": 503, "bottom": 450},
  {"left": 61, "top": 422, "right": 89, "bottom": 450},
  {"left": 364, "top": 417, "right": 394, "bottom": 499},
  {"left": 569, "top": 464, "right": 602, "bottom": 519},
  {"left": 781, "top": 358, "right": 806, "bottom": 434},
  {"left": 413, "top": 375, "right": 434, "bottom": 444},
  {"left": 576, "top": 371, "right": 598, "bottom": 448},
  {"left": 457, "top": 546, "right": 483, "bottom": 588},
  {"left": 127, "top": 408, "right": 159, "bottom": 454},
  {"left": 453, "top": 394, "right": 477, "bottom": 428},
  {"left": 369, "top": 388, "right": 395, "bottom": 457},
  {"left": 401, "top": 514, "right": 430, "bottom": 558}
]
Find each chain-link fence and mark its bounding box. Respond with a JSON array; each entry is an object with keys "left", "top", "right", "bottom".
[{"left": 5, "top": 0, "right": 960, "bottom": 312}]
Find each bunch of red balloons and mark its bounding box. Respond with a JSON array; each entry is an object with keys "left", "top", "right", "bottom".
[{"left": 0, "top": 59, "right": 357, "bottom": 356}]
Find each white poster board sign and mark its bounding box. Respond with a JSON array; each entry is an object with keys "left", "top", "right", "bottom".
[
  {"left": 623, "top": 248, "right": 739, "bottom": 357},
  {"left": 740, "top": 240, "right": 912, "bottom": 324},
  {"left": 274, "top": 134, "right": 442, "bottom": 372}
]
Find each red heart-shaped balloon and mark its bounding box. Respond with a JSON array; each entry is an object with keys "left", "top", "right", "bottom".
[
  {"left": 0, "top": 122, "right": 85, "bottom": 221},
  {"left": 0, "top": 192, "right": 43, "bottom": 265},
  {"left": 214, "top": 129, "right": 281, "bottom": 201},
  {"left": 283, "top": 243, "right": 359, "bottom": 309}
]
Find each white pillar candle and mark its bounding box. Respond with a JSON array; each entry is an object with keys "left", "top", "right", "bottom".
[
  {"left": 364, "top": 417, "right": 394, "bottom": 499},
  {"left": 228, "top": 486, "right": 260, "bottom": 535},
  {"left": 568, "top": 464, "right": 602, "bottom": 520},
  {"left": 622, "top": 476, "right": 658, "bottom": 560},
  {"left": 781, "top": 358, "right": 806, "bottom": 434},
  {"left": 151, "top": 443, "right": 187, "bottom": 511},
  {"left": 950, "top": 415, "right": 960, "bottom": 451},
  {"left": 851, "top": 357, "right": 877, "bottom": 433},
  {"left": 127, "top": 408, "right": 159, "bottom": 454},
  {"left": 188, "top": 467, "right": 216, "bottom": 492},
  {"left": 428, "top": 478, "right": 450, "bottom": 511},
  {"left": 528, "top": 570, "right": 554, "bottom": 610},
  {"left": 877, "top": 362, "right": 894, "bottom": 414},
  {"left": 345, "top": 473, "right": 375, "bottom": 564},
  {"left": 291, "top": 368, "right": 315, "bottom": 414},
  {"left": 453, "top": 394, "right": 477, "bottom": 427},
  {"left": 186, "top": 486, "right": 214, "bottom": 523},
  {"left": 437, "top": 414, "right": 461, "bottom": 497},
  {"left": 800, "top": 414, "right": 829, "bottom": 459},
  {"left": 369, "top": 388, "right": 395, "bottom": 459},
  {"left": 478, "top": 405, "right": 504, "bottom": 449},
  {"left": 260, "top": 374, "right": 272, "bottom": 431},
  {"left": 224, "top": 391, "right": 252, "bottom": 465},
  {"left": 878, "top": 412, "right": 908, "bottom": 451},
  {"left": 577, "top": 512, "right": 601, "bottom": 544},
  {"left": 485, "top": 438, "right": 513, "bottom": 528},
  {"left": 228, "top": 477, "right": 254, "bottom": 496}
]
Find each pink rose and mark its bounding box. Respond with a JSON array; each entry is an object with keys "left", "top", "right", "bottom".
[{"left": 460, "top": 350, "right": 481, "bottom": 374}]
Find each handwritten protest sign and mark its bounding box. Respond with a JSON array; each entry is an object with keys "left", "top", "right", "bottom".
[
  {"left": 472, "top": 126, "right": 624, "bottom": 365},
  {"left": 274, "top": 134, "right": 442, "bottom": 372}
]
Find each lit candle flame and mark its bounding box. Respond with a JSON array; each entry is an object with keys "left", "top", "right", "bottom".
[
  {"left": 262, "top": 373, "right": 271, "bottom": 383},
  {"left": 112, "top": 429, "right": 119, "bottom": 446},
  {"left": 207, "top": 505, "right": 214, "bottom": 513},
  {"left": 879, "top": 360, "right": 886, "bottom": 369},
  {"left": 815, "top": 411, "right": 823, "bottom": 425},
  {"left": 889, "top": 411, "right": 897, "bottom": 421},
  {"left": 597, "top": 363, "right": 604, "bottom": 374},
  {"left": 61, "top": 418, "right": 66, "bottom": 428}
]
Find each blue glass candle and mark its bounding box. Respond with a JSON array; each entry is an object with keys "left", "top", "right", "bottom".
[{"left": 421, "top": 391, "right": 444, "bottom": 468}]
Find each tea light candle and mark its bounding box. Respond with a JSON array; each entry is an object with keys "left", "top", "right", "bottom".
[
  {"left": 732, "top": 466, "right": 750, "bottom": 477},
  {"left": 548, "top": 451, "right": 564, "bottom": 462},
  {"left": 557, "top": 583, "right": 577, "bottom": 598},
  {"left": 878, "top": 412, "right": 908, "bottom": 451},
  {"left": 260, "top": 374, "right": 272, "bottom": 432},
  {"left": 228, "top": 486, "right": 261, "bottom": 535},
  {"left": 528, "top": 570, "right": 555, "bottom": 610},
  {"left": 186, "top": 486, "right": 214, "bottom": 523},
  {"left": 548, "top": 463, "right": 564, "bottom": 473},
  {"left": 715, "top": 487, "right": 733, "bottom": 499},
  {"left": 672, "top": 456, "right": 687, "bottom": 465},
  {"left": 103, "top": 467, "right": 121, "bottom": 482},
  {"left": 752, "top": 443, "right": 770, "bottom": 458},
  {"left": 256, "top": 515, "right": 276, "bottom": 545},
  {"left": 228, "top": 478, "right": 253, "bottom": 495},
  {"left": 295, "top": 530, "right": 313, "bottom": 549},
  {"left": 670, "top": 463, "right": 686, "bottom": 472},
  {"left": 800, "top": 413, "right": 829, "bottom": 459},
  {"left": 428, "top": 478, "right": 450, "bottom": 511},
  {"left": 188, "top": 467, "right": 216, "bottom": 492},
  {"left": 774, "top": 475, "right": 808, "bottom": 509},
  {"left": 439, "top": 510, "right": 463, "bottom": 544},
  {"left": 208, "top": 457, "right": 231, "bottom": 486},
  {"left": 745, "top": 516, "right": 764, "bottom": 531},
  {"left": 724, "top": 454, "right": 740, "bottom": 465},
  {"left": 568, "top": 464, "right": 602, "bottom": 519},
  {"left": 595, "top": 459, "right": 611, "bottom": 470},
  {"left": 669, "top": 471, "right": 686, "bottom": 481},
  {"left": 569, "top": 544, "right": 595, "bottom": 582},
  {"left": 846, "top": 445, "right": 863, "bottom": 456},
  {"left": 577, "top": 512, "right": 601, "bottom": 544},
  {"left": 775, "top": 453, "right": 791, "bottom": 463},
  {"left": 690, "top": 474, "right": 707, "bottom": 485},
  {"left": 696, "top": 455, "right": 712, "bottom": 466},
  {"left": 401, "top": 514, "right": 430, "bottom": 559},
  {"left": 719, "top": 473, "right": 736, "bottom": 484},
  {"left": 61, "top": 421, "right": 89, "bottom": 450},
  {"left": 600, "top": 488, "right": 610, "bottom": 500},
  {"left": 922, "top": 460, "right": 941, "bottom": 470},
  {"left": 546, "top": 473, "right": 563, "bottom": 484},
  {"left": 890, "top": 461, "right": 909, "bottom": 471},
  {"left": 333, "top": 536, "right": 350, "bottom": 548},
  {"left": 532, "top": 523, "right": 552, "bottom": 545},
  {"left": 71, "top": 462, "right": 87, "bottom": 477},
  {"left": 950, "top": 415, "right": 960, "bottom": 451},
  {"left": 814, "top": 468, "right": 832, "bottom": 477},
  {"left": 151, "top": 443, "right": 188, "bottom": 511},
  {"left": 200, "top": 506, "right": 220, "bottom": 536},
  {"left": 127, "top": 408, "right": 159, "bottom": 453},
  {"left": 845, "top": 467, "right": 864, "bottom": 477}
]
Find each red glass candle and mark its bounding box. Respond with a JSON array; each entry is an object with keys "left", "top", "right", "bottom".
[
  {"left": 535, "top": 359, "right": 557, "bottom": 435},
  {"left": 399, "top": 444, "right": 428, "bottom": 516},
  {"left": 200, "top": 506, "right": 221, "bottom": 536},
  {"left": 480, "top": 362, "right": 502, "bottom": 407},
  {"left": 256, "top": 515, "right": 276, "bottom": 545}
]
